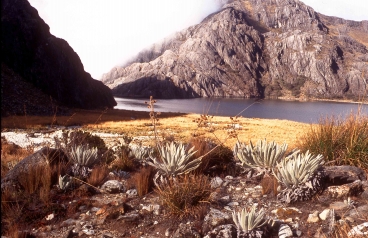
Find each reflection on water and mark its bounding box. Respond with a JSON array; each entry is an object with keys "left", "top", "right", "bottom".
[{"left": 114, "top": 97, "right": 368, "bottom": 123}]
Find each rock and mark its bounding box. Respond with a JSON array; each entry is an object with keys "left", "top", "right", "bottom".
[
  {"left": 347, "top": 222, "right": 368, "bottom": 237},
  {"left": 203, "top": 224, "right": 237, "bottom": 238},
  {"left": 324, "top": 166, "right": 367, "bottom": 186},
  {"left": 202, "top": 208, "right": 231, "bottom": 234},
  {"left": 329, "top": 201, "right": 349, "bottom": 210},
  {"left": 117, "top": 212, "right": 140, "bottom": 222},
  {"left": 327, "top": 180, "right": 363, "bottom": 198},
  {"left": 211, "top": 177, "right": 224, "bottom": 188},
  {"left": 346, "top": 204, "right": 368, "bottom": 220},
  {"left": 278, "top": 224, "right": 293, "bottom": 238},
  {"left": 272, "top": 207, "right": 302, "bottom": 220},
  {"left": 61, "top": 219, "right": 77, "bottom": 227},
  {"left": 81, "top": 224, "right": 94, "bottom": 236},
  {"left": 172, "top": 223, "right": 201, "bottom": 238},
  {"left": 360, "top": 190, "right": 368, "bottom": 200},
  {"left": 126, "top": 189, "right": 138, "bottom": 197},
  {"left": 101, "top": 180, "right": 124, "bottom": 194},
  {"left": 318, "top": 209, "right": 331, "bottom": 221},
  {"left": 1, "top": 147, "right": 69, "bottom": 191},
  {"left": 307, "top": 211, "right": 320, "bottom": 223},
  {"left": 1, "top": 0, "right": 116, "bottom": 115}
]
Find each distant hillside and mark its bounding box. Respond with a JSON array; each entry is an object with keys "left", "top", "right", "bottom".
[
  {"left": 1, "top": 0, "right": 117, "bottom": 116},
  {"left": 102, "top": 0, "right": 368, "bottom": 100}
]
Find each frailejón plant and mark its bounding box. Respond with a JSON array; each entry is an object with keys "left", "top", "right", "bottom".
[
  {"left": 232, "top": 205, "right": 268, "bottom": 234},
  {"left": 58, "top": 175, "right": 71, "bottom": 190},
  {"left": 234, "top": 139, "right": 288, "bottom": 171},
  {"left": 148, "top": 142, "right": 201, "bottom": 176},
  {"left": 273, "top": 150, "right": 324, "bottom": 188},
  {"left": 130, "top": 146, "right": 150, "bottom": 161},
  {"left": 68, "top": 145, "right": 99, "bottom": 167}
]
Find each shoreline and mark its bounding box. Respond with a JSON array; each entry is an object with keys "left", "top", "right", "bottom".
[{"left": 275, "top": 96, "right": 367, "bottom": 104}]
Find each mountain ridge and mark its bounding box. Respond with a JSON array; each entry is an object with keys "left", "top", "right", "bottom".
[
  {"left": 102, "top": 0, "right": 367, "bottom": 100},
  {"left": 1, "top": 0, "right": 117, "bottom": 116}
]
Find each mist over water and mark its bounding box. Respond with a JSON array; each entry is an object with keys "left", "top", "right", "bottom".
[{"left": 115, "top": 97, "right": 368, "bottom": 124}]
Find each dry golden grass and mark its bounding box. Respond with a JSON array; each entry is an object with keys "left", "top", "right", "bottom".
[
  {"left": 131, "top": 166, "right": 156, "bottom": 197},
  {"left": 1, "top": 140, "right": 33, "bottom": 179},
  {"left": 1, "top": 109, "right": 310, "bottom": 151},
  {"left": 349, "top": 30, "right": 368, "bottom": 48},
  {"left": 86, "top": 165, "right": 109, "bottom": 187},
  {"left": 93, "top": 113, "right": 310, "bottom": 150}
]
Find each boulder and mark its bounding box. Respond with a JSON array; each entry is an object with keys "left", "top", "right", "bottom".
[
  {"left": 323, "top": 166, "right": 367, "bottom": 186},
  {"left": 1, "top": 147, "right": 69, "bottom": 191}
]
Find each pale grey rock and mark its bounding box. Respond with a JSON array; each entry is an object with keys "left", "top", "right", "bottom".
[
  {"left": 61, "top": 218, "right": 77, "bottom": 227},
  {"left": 318, "top": 209, "right": 331, "bottom": 221},
  {"left": 211, "top": 177, "right": 224, "bottom": 188},
  {"left": 203, "top": 224, "right": 236, "bottom": 238},
  {"left": 81, "top": 224, "right": 94, "bottom": 236},
  {"left": 329, "top": 201, "right": 349, "bottom": 210},
  {"left": 203, "top": 208, "right": 231, "bottom": 232},
  {"left": 307, "top": 211, "right": 320, "bottom": 223},
  {"left": 278, "top": 224, "right": 293, "bottom": 238},
  {"left": 101, "top": 180, "right": 124, "bottom": 194},
  {"left": 327, "top": 180, "right": 363, "bottom": 198},
  {"left": 172, "top": 223, "right": 201, "bottom": 238},
  {"left": 126, "top": 189, "right": 138, "bottom": 197},
  {"left": 346, "top": 204, "right": 368, "bottom": 220},
  {"left": 347, "top": 222, "right": 368, "bottom": 237}
]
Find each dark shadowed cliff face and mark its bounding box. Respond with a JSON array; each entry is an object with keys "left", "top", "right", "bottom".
[
  {"left": 102, "top": 0, "right": 367, "bottom": 100},
  {"left": 1, "top": 0, "right": 116, "bottom": 116}
]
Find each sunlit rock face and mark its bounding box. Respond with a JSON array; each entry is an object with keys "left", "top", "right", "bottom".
[
  {"left": 1, "top": 0, "right": 116, "bottom": 115},
  {"left": 102, "top": 0, "right": 367, "bottom": 100}
]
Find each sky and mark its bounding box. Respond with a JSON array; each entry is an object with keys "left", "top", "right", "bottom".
[{"left": 28, "top": 0, "right": 368, "bottom": 80}]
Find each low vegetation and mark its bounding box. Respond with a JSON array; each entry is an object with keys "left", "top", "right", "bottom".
[
  {"left": 1, "top": 97, "right": 367, "bottom": 237},
  {"left": 297, "top": 109, "right": 368, "bottom": 171}
]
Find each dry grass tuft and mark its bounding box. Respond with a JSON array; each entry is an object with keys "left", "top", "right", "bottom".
[
  {"left": 261, "top": 174, "right": 279, "bottom": 196},
  {"left": 1, "top": 139, "right": 33, "bottom": 179},
  {"left": 298, "top": 109, "right": 368, "bottom": 171},
  {"left": 86, "top": 165, "right": 109, "bottom": 187},
  {"left": 189, "top": 137, "right": 237, "bottom": 176},
  {"left": 110, "top": 145, "right": 137, "bottom": 172},
  {"left": 156, "top": 174, "right": 212, "bottom": 218},
  {"left": 132, "top": 166, "right": 156, "bottom": 197},
  {"left": 17, "top": 164, "right": 52, "bottom": 204}
]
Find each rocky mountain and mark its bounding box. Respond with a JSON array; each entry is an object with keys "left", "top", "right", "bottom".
[
  {"left": 102, "top": 0, "right": 368, "bottom": 100},
  {"left": 1, "top": 0, "right": 117, "bottom": 116}
]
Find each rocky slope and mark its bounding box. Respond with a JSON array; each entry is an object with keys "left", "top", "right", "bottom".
[
  {"left": 102, "top": 0, "right": 368, "bottom": 100},
  {"left": 1, "top": 0, "right": 117, "bottom": 116},
  {"left": 1, "top": 131, "right": 368, "bottom": 237}
]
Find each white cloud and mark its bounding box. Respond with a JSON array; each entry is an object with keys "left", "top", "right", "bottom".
[
  {"left": 301, "top": 0, "right": 368, "bottom": 21},
  {"left": 28, "top": 0, "right": 367, "bottom": 79}
]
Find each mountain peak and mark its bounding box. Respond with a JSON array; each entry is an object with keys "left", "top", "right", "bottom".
[{"left": 102, "top": 0, "right": 367, "bottom": 100}]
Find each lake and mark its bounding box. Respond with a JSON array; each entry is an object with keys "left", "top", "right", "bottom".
[{"left": 114, "top": 97, "right": 368, "bottom": 123}]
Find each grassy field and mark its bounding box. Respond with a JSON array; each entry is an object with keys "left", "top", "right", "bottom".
[{"left": 1, "top": 108, "right": 310, "bottom": 150}]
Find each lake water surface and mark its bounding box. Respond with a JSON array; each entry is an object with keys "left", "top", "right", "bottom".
[{"left": 114, "top": 97, "right": 367, "bottom": 123}]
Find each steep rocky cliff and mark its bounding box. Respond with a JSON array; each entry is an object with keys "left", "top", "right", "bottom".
[
  {"left": 1, "top": 0, "right": 117, "bottom": 116},
  {"left": 102, "top": 0, "right": 367, "bottom": 100}
]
